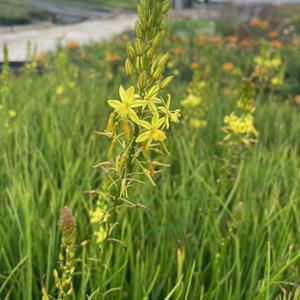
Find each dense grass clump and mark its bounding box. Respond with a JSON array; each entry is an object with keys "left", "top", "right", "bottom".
[{"left": 1, "top": 12, "right": 300, "bottom": 300}]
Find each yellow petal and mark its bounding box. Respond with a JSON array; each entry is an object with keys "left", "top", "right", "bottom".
[{"left": 136, "top": 131, "right": 151, "bottom": 143}]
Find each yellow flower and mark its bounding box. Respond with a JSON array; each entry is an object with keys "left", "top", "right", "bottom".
[
  {"left": 136, "top": 113, "right": 166, "bottom": 144},
  {"left": 90, "top": 208, "right": 108, "bottom": 224},
  {"left": 56, "top": 85, "right": 64, "bottom": 96},
  {"left": 181, "top": 94, "right": 202, "bottom": 107},
  {"left": 190, "top": 118, "right": 207, "bottom": 128},
  {"left": 9, "top": 110, "right": 17, "bottom": 118},
  {"left": 142, "top": 85, "right": 161, "bottom": 112},
  {"left": 158, "top": 95, "right": 181, "bottom": 129},
  {"left": 108, "top": 85, "right": 145, "bottom": 123},
  {"left": 94, "top": 226, "right": 107, "bottom": 244},
  {"left": 224, "top": 113, "right": 258, "bottom": 136}
]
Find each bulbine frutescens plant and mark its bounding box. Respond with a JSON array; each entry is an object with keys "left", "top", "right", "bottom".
[
  {"left": 91, "top": 0, "right": 179, "bottom": 243},
  {"left": 219, "top": 82, "right": 259, "bottom": 180},
  {"left": 252, "top": 44, "right": 284, "bottom": 93},
  {"left": 181, "top": 68, "right": 207, "bottom": 130}
]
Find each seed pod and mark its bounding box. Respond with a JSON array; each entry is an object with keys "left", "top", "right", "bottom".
[
  {"left": 125, "top": 58, "right": 133, "bottom": 76},
  {"left": 160, "top": 76, "right": 174, "bottom": 90},
  {"left": 126, "top": 42, "right": 136, "bottom": 60}
]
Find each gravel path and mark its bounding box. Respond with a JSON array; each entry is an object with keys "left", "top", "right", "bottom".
[{"left": 0, "top": 14, "right": 137, "bottom": 61}]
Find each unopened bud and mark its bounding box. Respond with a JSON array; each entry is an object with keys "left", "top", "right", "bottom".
[
  {"left": 138, "top": 72, "right": 147, "bottom": 90},
  {"left": 125, "top": 58, "right": 133, "bottom": 76},
  {"left": 126, "top": 42, "right": 136, "bottom": 60},
  {"left": 160, "top": 76, "right": 174, "bottom": 89},
  {"left": 135, "top": 39, "right": 144, "bottom": 56}
]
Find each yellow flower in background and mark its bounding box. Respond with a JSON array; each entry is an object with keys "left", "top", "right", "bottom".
[
  {"left": 136, "top": 113, "right": 166, "bottom": 144},
  {"left": 108, "top": 85, "right": 145, "bottom": 122},
  {"left": 8, "top": 110, "right": 17, "bottom": 118},
  {"left": 56, "top": 85, "right": 64, "bottom": 96},
  {"left": 190, "top": 118, "right": 207, "bottom": 128},
  {"left": 181, "top": 94, "right": 202, "bottom": 107},
  {"left": 224, "top": 113, "right": 258, "bottom": 137},
  {"left": 90, "top": 208, "right": 108, "bottom": 224},
  {"left": 94, "top": 226, "right": 107, "bottom": 244}
]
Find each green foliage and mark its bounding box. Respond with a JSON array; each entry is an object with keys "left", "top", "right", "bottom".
[{"left": 1, "top": 12, "right": 300, "bottom": 300}]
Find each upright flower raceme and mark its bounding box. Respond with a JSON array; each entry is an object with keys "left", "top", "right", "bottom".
[
  {"left": 181, "top": 68, "right": 207, "bottom": 129},
  {"left": 91, "top": 0, "right": 179, "bottom": 245},
  {"left": 252, "top": 44, "right": 284, "bottom": 90},
  {"left": 222, "top": 82, "right": 258, "bottom": 148}
]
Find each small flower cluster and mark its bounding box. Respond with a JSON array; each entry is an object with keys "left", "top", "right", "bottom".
[
  {"left": 181, "top": 68, "right": 207, "bottom": 129},
  {"left": 53, "top": 207, "right": 77, "bottom": 300},
  {"left": 222, "top": 83, "right": 258, "bottom": 147},
  {"left": 252, "top": 45, "right": 284, "bottom": 89}
]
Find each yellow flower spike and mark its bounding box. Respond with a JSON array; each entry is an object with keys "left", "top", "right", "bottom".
[
  {"left": 136, "top": 113, "right": 166, "bottom": 144},
  {"left": 107, "top": 85, "right": 145, "bottom": 122}
]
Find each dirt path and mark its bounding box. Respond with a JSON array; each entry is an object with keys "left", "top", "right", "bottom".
[{"left": 0, "top": 13, "right": 137, "bottom": 61}]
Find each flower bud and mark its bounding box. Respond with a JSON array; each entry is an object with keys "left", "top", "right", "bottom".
[
  {"left": 160, "top": 76, "right": 174, "bottom": 89},
  {"left": 135, "top": 39, "right": 144, "bottom": 56},
  {"left": 126, "top": 42, "right": 136, "bottom": 60},
  {"left": 125, "top": 58, "right": 133, "bottom": 76}
]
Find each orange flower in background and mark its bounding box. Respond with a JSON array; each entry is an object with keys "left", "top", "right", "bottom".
[
  {"left": 227, "top": 35, "right": 238, "bottom": 45},
  {"left": 190, "top": 62, "right": 200, "bottom": 70},
  {"left": 270, "top": 40, "right": 283, "bottom": 48},
  {"left": 240, "top": 38, "right": 255, "bottom": 48},
  {"left": 290, "top": 37, "right": 300, "bottom": 47},
  {"left": 174, "top": 47, "right": 184, "bottom": 55},
  {"left": 33, "top": 54, "right": 46, "bottom": 63},
  {"left": 222, "top": 62, "right": 235, "bottom": 72},
  {"left": 121, "top": 34, "right": 129, "bottom": 41},
  {"left": 260, "top": 20, "right": 270, "bottom": 29},
  {"left": 170, "top": 34, "right": 178, "bottom": 41},
  {"left": 66, "top": 41, "right": 80, "bottom": 50},
  {"left": 250, "top": 17, "right": 261, "bottom": 26},
  {"left": 268, "top": 31, "right": 279, "bottom": 38},
  {"left": 196, "top": 35, "right": 209, "bottom": 46},
  {"left": 106, "top": 53, "right": 121, "bottom": 62},
  {"left": 294, "top": 95, "right": 300, "bottom": 104},
  {"left": 211, "top": 35, "right": 223, "bottom": 46},
  {"left": 250, "top": 17, "right": 269, "bottom": 29}
]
